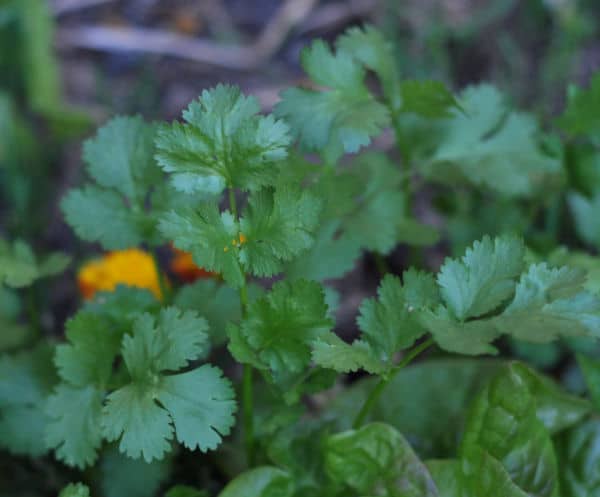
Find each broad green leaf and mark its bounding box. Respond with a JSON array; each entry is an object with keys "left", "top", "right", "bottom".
[
  {"left": 437, "top": 235, "right": 525, "bottom": 321},
  {"left": 218, "top": 467, "right": 294, "bottom": 497},
  {"left": 103, "top": 308, "right": 235, "bottom": 461},
  {"left": 239, "top": 186, "right": 322, "bottom": 277},
  {"left": 160, "top": 203, "right": 244, "bottom": 287},
  {"left": 100, "top": 446, "right": 172, "bottom": 497},
  {"left": 0, "top": 238, "right": 70, "bottom": 288},
  {"left": 577, "top": 354, "right": 600, "bottom": 410},
  {"left": 0, "top": 344, "right": 57, "bottom": 456},
  {"left": 275, "top": 39, "right": 389, "bottom": 162},
  {"left": 557, "top": 418, "right": 600, "bottom": 497},
  {"left": 424, "top": 84, "right": 562, "bottom": 196},
  {"left": 461, "top": 363, "right": 558, "bottom": 496},
  {"left": 165, "top": 486, "right": 208, "bottom": 497},
  {"left": 156, "top": 84, "right": 290, "bottom": 194},
  {"left": 325, "top": 422, "right": 439, "bottom": 496},
  {"left": 328, "top": 359, "right": 502, "bottom": 457},
  {"left": 59, "top": 483, "right": 91, "bottom": 497}
]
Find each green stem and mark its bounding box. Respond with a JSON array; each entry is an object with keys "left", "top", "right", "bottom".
[
  {"left": 373, "top": 252, "right": 390, "bottom": 277},
  {"left": 228, "top": 185, "right": 255, "bottom": 466},
  {"left": 352, "top": 337, "right": 435, "bottom": 429},
  {"left": 151, "top": 249, "right": 170, "bottom": 304}
]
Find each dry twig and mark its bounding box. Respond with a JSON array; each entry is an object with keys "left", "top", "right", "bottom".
[{"left": 56, "top": 0, "right": 320, "bottom": 70}]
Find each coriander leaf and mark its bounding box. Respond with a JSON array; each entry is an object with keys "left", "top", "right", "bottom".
[
  {"left": 461, "top": 363, "right": 558, "bottom": 497},
  {"left": 275, "top": 39, "right": 389, "bottom": 162},
  {"left": 103, "top": 308, "right": 235, "bottom": 461},
  {"left": 0, "top": 344, "right": 57, "bottom": 456},
  {"left": 156, "top": 84, "right": 290, "bottom": 194},
  {"left": 100, "top": 446, "right": 172, "bottom": 497},
  {"left": 218, "top": 467, "right": 294, "bottom": 497},
  {"left": 311, "top": 334, "right": 385, "bottom": 374},
  {"left": 159, "top": 203, "right": 244, "bottom": 287},
  {"left": 59, "top": 483, "right": 91, "bottom": 497},
  {"left": 228, "top": 279, "right": 333, "bottom": 384},
  {"left": 424, "top": 84, "right": 562, "bottom": 196},
  {"left": 239, "top": 186, "right": 321, "bottom": 277},
  {"left": 285, "top": 220, "right": 361, "bottom": 281},
  {"left": 399, "top": 80, "right": 461, "bottom": 118},
  {"left": 569, "top": 191, "right": 600, "bottom": 247},
  {"left": 557, "top": 72, "right": 600, "bottom": 141},
  {"left": 325, "top": 422, "right": 439, "bottom": 496},
  {"left": 420, "top": 306, "right": 501, "bottom": 355},
  {"left": 336, "top": 25, "right": 401, "bottom": 110},
  {"left": 174, "top": 279, "right": 242, "bottom": 346},
  {"left": 498, "top": 263, "right": 600, "bottom": 342},
  {"left": 437, "top": 235, "right": 525, "bottom": 320},
  {"left": 45, "top": 384, "right": 104, "bottom": 469},
  {"left": 61, "top": 186, "right": 145, "bottom": 250},
  {"left": 0, "top": 238, "right": 70, "bottom": 288},
  {"left": 83, "top": 115, "right": 158, "bottom": 199},
  {"left": 55, "top": 312, "right": 121, "bottom": 387},
  {"left": 61, "top": 116, "right": 163, "bottom": 250}
]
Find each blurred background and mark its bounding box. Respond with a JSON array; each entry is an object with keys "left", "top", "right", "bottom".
[{"left": 1, "top": 0, "right": 600, "bottom": 331}]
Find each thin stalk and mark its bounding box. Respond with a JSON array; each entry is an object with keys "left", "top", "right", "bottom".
[
  {"left": 151, "top": 249, "right": 170, "bottom": 304},
  {"left": 228, "top": 186, "right": 255, "bottom": 466},
  {"left": 352, "top": 337, "right": 435, "bottom": 429}
]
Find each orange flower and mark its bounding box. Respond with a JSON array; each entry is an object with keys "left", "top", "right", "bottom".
[
  {"left": 78, "top": 248, "right": 163, "bottom": 300},
  {"left": 169, "top": 247, "right": 215, "bottom": 282}
]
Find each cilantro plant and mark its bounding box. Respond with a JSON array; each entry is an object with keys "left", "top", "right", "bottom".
[{"left": 4, "top": 24, "right": 600, "bottom": 497}]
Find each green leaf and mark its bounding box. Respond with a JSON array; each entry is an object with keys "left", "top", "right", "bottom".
[
  {"left": 61, "top": 116, "right": 163, "bottom": 249},
  {"left": 336, "top": 25, "right": 401, "bottom": 110},
  {"left": 285, "top": 220, "right": 361, "bottom": 281},
  {"left": 577, "top": 354, "right": 600, "bottom": 410},
  {"left": 228, "top": 280, "right": 333, "bottom": 382},
  {"left": 239, "top": 186, "right": 322, "bottom": 277},
  {"left": 437, "top": 235, "right": 525, "bottom": 321},
  {"left": 55, "top": 311, "right": 121, "bottom": 387},
  {"left": 61, "top": 186, "right": 146, "bottom": 250},
  {"left": 461, "top": 363, "right": 558, "bottom": 496},
  {"left": 325, "top": 422, "right": 439, "bottom": 496},
  {"left": 424, "top": 84, "right": 562, "bottom": 196},
  {"left": 103, "top": 308, "right": 235, "bottom": 461},
  {"left": 100, "top": 446, "right": 172, "bottom": 497},
  {"left": 0, "top": 238, "right": 70, "bottom": 288},
  {"left": 0, "top": 344, "right": 57, "bottom": 456},
  {"left": 218, "top": 467, "right": 294, "bottom": 497},
  {"left": 557, "top": 72, "right": 600, "bottom": 141},
  {"left": 311, "top": 333, "right": 385, "bottom": 375},
  {"left": 83, "top": 116, "right": 158, "bottom": 199},
  {"left": 59, "top": 483, "right": 91, "bottom": 497},
  {"left": 569, "top": 191, "right": 600, "bottom": 247},
  {"left": 399, "top": 80, "right": 461, "bottom": 118},
  {"left": 556, "top": 418, "right": 600, "bottom": 496},
  {"left": 160, "top": 203, "right": 244, "bottom": 287},
  {"left": 498, "top": 263, "right": 600, "bottom": 342},
  {"left": 327, "top": 359, "right": 503, "bottom": 457},
  {"left": 174, "top": 279, "right": 242, "bottom": 346},
  {"left": 156, "top": 84, "right": 290, "bottom": 194},
  {"left": 275, "top": 39, "right": 389, "bottom": 162},
  {"left": 45, "top": 384, "right": 104, "bottom": 468},
  {"left": 165, "top": 486, "right": 208, "bottom": 497}
]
